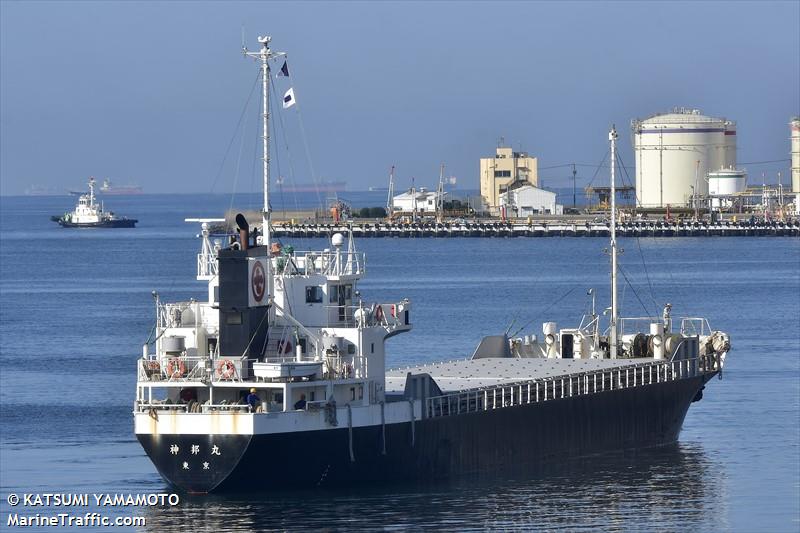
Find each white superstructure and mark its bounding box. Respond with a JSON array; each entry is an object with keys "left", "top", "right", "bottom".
[
  {"left": 136, "top": 34, "right": 413, "bottom": 437},
  {"left": 70, "top": 177, "right": 104, "bottom": 224},
  {"left": 632, "top": 108, "right": 736, "bottom": 208}
]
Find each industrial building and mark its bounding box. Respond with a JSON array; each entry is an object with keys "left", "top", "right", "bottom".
[
  {"left": 479, "top": 146, "right": 538, "bottom": 214},
  {"left": 499, "top": 184, "right": 563, "bottom": 217},
  {"left": 390, "top": 187, "right": 443, "bottom": 216},
  {"left": 632, "top": 108, "right": 738, "bottom": 208}
]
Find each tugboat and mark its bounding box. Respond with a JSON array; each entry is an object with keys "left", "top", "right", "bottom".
[
  {"left": 134, "top": 36, "right": 731, "bottom": 493},
  {"left": 52, "top": 177, "right": 137, "bottom": 228}
]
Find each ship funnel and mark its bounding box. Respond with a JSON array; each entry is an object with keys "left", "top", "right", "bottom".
[{"left": 235, "top": 213, "right": 250, "bottom": 251}]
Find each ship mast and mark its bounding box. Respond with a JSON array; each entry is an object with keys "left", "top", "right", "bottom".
[
  {"left": 437, "top": 163, "right": 445, "bottom": 223},
  {"left": 88, "top": 176, "right": 96, "bottom": 209},
  {"left": 609, "top": 126, "right": 619, "bottom": 359},
  {"left": 244, "top": 36, "right": 285, "bottom": 300}
]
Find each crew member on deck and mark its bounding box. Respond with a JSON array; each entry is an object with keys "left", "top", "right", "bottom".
[
  {"left": 294, "top": 394, "right": 307, "bottom": 410},
  {"left": 180, "top": 388, "right": 197, "bottom": 403},
  {"left": 246, "top": 388, "right": 261, "bottom": 412}
]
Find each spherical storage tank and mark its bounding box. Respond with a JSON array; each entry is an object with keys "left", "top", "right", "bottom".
[{"left": 632, "top": 108, "right": 736, "bottom": 208}]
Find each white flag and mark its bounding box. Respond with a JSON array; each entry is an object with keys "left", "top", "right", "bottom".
[{"left": 282, "top": 87, "right": 296, "bottom": 109}]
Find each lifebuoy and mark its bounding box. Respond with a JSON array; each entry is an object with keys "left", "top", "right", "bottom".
[
  {"left": 166, "top": 357, "right": 186, "bottom": 378},
  {"left": 374, "top": 305, "right": 384, "bottom": 322},
  {"left": 216, "top": 359, "right": 236, "bottom": 380}
]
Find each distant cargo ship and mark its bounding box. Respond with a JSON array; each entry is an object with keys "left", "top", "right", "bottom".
[
  {"left": 70, "top": 178, "right": 143, "bottom": 196},
  {"left": 99, "top": 179, "right": 143, "bottom": 195},
  {"left": 24, "top": 185, "right": 64, "bottom": 196},
  {"left": 277, "top": 180, "right": 346, "bottom": 193}
]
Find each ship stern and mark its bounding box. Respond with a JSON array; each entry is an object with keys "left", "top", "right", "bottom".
[{"left": 135, "top": 412, "right": 252, "bottom": 493}]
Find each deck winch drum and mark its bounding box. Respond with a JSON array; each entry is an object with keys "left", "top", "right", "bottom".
[{"left": 162, "top": 336, "right": 185, "bottom": 354}]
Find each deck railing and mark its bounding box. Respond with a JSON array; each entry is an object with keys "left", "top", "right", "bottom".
[
  {"left": 277, "top": 251, "right": 366, "bottom": 277},
  {"left": 138, "top": 355, "right": 251, "bottom": 383},
  {"left": 424, "top": 354, "right": 718, "bottom": 419}
]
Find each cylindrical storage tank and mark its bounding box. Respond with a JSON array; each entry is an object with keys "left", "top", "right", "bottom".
[
  {"left": 632, "top": 108, "right": 734, "bottom": 208},
  {"left": 708, "top": 169, "right": 747, "bottom": 196},
  {"left": 791, "top": 117, "right": 800, "bottom": 194}
]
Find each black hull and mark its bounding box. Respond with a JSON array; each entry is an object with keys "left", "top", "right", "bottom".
[
  {"left": 56, "top": 219, "right": 137, "bottom": 228},
  {"left": 138, "top": 374, "right": 711, "bottom": 493}
]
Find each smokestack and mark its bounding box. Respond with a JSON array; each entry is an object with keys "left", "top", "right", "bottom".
[{"left": 235, "top": 213, "right": 250, "bottom": 251}]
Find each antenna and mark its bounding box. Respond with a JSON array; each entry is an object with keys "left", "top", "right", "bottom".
[
  {"left": 386, "top": 165, "right": 395, "bottom": 219},
  {"left": 572, "top": 163, "right": 577, "bottom": 209},
  {"left": 437, "top": 163, "right": 445, "bottom": 222}
]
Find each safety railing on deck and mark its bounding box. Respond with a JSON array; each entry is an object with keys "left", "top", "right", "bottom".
[
  {"left": 321, "top": 302, "right": 410, "bottom": 329},
  {"left": 425, "top": 354, "right": 719, "bottom": 419},
  {"left": 137, "top": 401, "right": 251, "bottom": 414},
  {"left": 197, "top": 252, "right": 218, "bottom": 279},
  {"left": 618, "top": 316, "right": 713, "bottom": 338},
  {"left": 680, "top": 318, "right": 712, "bottom": 337},
  {"left": 138, "top": 355, "right": 250, "bottom": 383},
  {"left": 276, "top": 251, "right": 366, "bottom": 277}
]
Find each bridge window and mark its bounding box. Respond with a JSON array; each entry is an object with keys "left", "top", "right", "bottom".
[{"left": 305, "top": 286, "right": 323, "bottom": 303}]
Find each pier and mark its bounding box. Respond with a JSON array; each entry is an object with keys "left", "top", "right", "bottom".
[{"left": 271, "top": 220, "right": 800, "bottom": 238}]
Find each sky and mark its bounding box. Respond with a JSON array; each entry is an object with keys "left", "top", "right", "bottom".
[{"left": 1, "top": 0, "right": 798, "bottom": 196}]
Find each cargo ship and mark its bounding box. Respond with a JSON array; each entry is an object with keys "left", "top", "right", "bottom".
[
  {"left": 69, "top": 178, "right": 143, "bottom": 196},
  {"left": 99, "top": 179, "right": 143, "bottom": 195},
  {"left": 133, "top": 36, "right": 730, "bottom": 493},
  {"left": 279, "top": 180, "right": 346, "bottom": 193}
]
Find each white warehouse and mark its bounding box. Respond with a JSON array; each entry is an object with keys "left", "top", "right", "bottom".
[
  {"left": 391, "top": 188, "right": 443, "bottom": 215},
  {"left": 499, "top": 185, "right": 563, "bottom": 217},
  {"left": 632, "top": 108, "right": 737, "bottom": 208}
]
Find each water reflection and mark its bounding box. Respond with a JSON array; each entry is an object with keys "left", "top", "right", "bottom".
[{"left": 141, "top": 443, "right": 721, "bottom": 532}]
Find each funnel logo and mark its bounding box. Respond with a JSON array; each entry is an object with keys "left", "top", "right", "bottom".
[{"left": 251, "top": 260, "right": 266, "bottom": 303}]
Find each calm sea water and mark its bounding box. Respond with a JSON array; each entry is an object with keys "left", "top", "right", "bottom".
[{"left": 1, "top": 194, "right": 798, "bottom": 532}]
